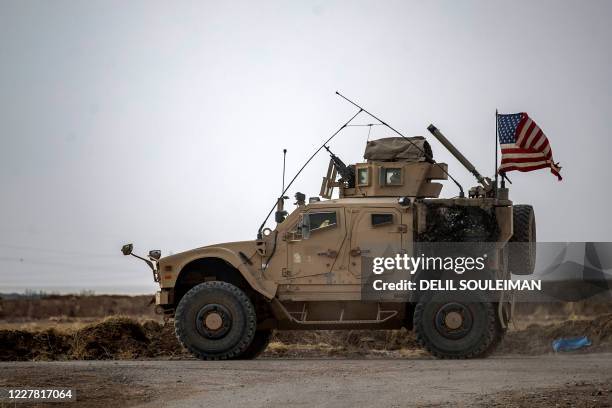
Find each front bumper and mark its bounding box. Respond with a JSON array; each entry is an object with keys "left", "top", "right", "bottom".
[{"left": 155, "top": 289, "right": 174, "bottom": 306}]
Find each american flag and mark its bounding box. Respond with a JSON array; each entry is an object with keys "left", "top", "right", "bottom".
[{"left": 497, "top": 113, "right": 562, "bottom": 180}]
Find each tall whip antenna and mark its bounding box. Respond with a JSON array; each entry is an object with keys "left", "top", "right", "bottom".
[
  {"left": 256, "top": 108, "right": 363, "bottom": 238},
  {"left": 495, "top": 109, "right": 499, "bottom": 196},
  {"left": 281, "top": 149, "right": 287, "bottom": 195},
  {"left": 335, "top": 91, "right": 465, "bottom": 197}
]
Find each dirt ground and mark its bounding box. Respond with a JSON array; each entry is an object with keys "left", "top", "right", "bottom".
[
  {"left": 470, "top": 380, "right": 612, "bottom": 408},
  {"left": 1, "top": 356, "right": 611, "bottom": 407},
  {"left": 1, "top": 295, "right": 611, "bottom": 406}
]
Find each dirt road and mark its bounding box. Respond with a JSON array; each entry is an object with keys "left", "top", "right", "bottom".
[{"left": 1, "top": 354, "right": 611, "bottom": 407}]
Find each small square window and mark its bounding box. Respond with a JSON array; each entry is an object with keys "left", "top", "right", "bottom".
[
  {"left": 385, "top": 168, "right": 402, "bottom": 185},
  {"left": 371, "top": 213, "right": 394, "bottom": 227},
  {"left": 357, "top": 168, "right": 369, "bottom": 186},
  {"left": 309, "top": 212, "right": 337, "bottom": 231}
]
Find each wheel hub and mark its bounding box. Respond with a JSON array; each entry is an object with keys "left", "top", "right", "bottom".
[
  {"left": 196, "top": 304, "right": 232, "bottom": 339},
  {"left": 204, "top": 312, "right": 223, "bottom": 330},
  {"left": 444, "top": 311, "right": 463, "bottom": 330},
  {"left": 434, "top": 302, "right": 473, "bottom": 340}
]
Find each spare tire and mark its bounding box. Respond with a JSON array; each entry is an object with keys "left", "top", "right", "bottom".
[{"left": 508, "top": 205, "right": 536, "bottom": 275}]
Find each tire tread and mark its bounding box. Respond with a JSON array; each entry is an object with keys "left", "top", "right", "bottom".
[
  {"left": 174, "top": 281, "right": 256, "bottom": 361},
  {"left": 414, "top": 300, "right": 499, "bottom": 359},
  {"left": 508, "top": 205, "right": 536, "bottom": 275}
]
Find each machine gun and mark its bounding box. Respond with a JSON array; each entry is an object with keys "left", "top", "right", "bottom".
[
  {"left": 323, "top": 145, "right": 355, "bottom": 187},
  {"left": 319, "top": 145, "right": 355, "bottom": 199}
]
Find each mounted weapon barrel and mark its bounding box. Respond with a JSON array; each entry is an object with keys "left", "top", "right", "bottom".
[{"left": 427, "top": 124, "right": 490, "bottom": 189}]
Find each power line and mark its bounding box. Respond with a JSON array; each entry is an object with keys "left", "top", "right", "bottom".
[
  {"left": 0, "top": 243, "right": 117, "bottom": 258},
  {"left": 0, "top": 256, "right": 129, "bottom": 271}
]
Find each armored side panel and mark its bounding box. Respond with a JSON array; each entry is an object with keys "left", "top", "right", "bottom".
[{"left": 340, "top": 161, "right": 448, "bottom": 198}]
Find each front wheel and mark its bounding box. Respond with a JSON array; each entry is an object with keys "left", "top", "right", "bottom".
[
  {"left": 414, "top": 292, "right": 501, "bottom": 359},
  {"left": 174, "top": 281, "right": 257, "bottom": 360},
  {"left": 235, "top": 329, "right": 273, "bottom": 359}
]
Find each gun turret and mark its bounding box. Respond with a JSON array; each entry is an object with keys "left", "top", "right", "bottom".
[{"left": 324, "top": 145, "right": 355, "bottom": 187}]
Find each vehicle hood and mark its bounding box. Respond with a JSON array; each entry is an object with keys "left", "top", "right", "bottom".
[{"left": 160, "top": 240, "right": 258, "bottom": 265}]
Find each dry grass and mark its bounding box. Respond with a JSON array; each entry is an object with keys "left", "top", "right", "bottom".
[
  {"left": 0, "top": 294, "right": 155, "bottom": 321},
  {"left": 2, "top": 314, "right": 612, "bottom": 361},
  {"left": 1, "top": 294, "right": 611, "bottom": 361},
  {"left": 0, "top": 316, "right": 185, "bottom": 361}
]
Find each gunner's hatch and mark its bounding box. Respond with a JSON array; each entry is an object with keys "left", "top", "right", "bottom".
[{"left": 321, "top": 137, "right": 448, "bottom": 199}]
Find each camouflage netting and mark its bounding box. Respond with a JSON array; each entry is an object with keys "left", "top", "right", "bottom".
[
  {"left": 417, "top": 204, "right": 499, "bottom": 242},
  {"left": 364, "top": 137, "right": 432, "bottom": 162}
]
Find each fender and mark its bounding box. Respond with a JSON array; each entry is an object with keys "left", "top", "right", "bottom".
[{"left": 159, "top": 243, "right": 277, "bottom": 299}]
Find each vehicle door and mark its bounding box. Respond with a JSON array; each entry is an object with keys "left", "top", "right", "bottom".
[
  {"left": 348, "top": 208, "right": 406, "bottom": 282},
  {"left": 285, "top": 208, "right": 346, "bottom": 285}
]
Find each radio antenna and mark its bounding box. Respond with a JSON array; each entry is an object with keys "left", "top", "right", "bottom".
[
  {"left": 335, "top": 91, "right": 465, "bottom": 198},
  {"left": 256, "top": 108, "right": 362, "bottom": 238},
  {"left": 281, "top": 149, "right": 287, "bottom": 194}
]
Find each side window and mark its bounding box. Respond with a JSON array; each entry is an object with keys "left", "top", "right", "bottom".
[
  {"left": 371, "top": 213, "right": 394, "bottom": 227},
  {"left": 384, "top": 168, "right": 402, "bottom": 185},
  {"left": 308, "top": 211, "right": 337, "bottom": 232},
  {"left": 291, "top": 211, "right": 338, "bottom": 240},
  {"left": 357, "top": 168, "right": 370, "bottom": 186}
]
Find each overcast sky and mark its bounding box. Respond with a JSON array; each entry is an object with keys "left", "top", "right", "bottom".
[{"left": 1, "top": 0, "right": 611, "bottom": 293}]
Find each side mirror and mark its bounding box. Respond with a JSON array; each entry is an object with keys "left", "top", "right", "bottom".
[
  {"left": 275, "top": 210, "right": 288, "bottom": 223},
  {"left": 121, "top": 243, "right": 133, "bottom": 256},
  {"left": 148, "top": 250, "right": 161, "bottom": 260}
]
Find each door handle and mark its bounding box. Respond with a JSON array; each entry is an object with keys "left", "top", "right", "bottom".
[
  {"left": 393, "top": 224, "right": 408, "bottom": 233},
  {"left": 350, "top": 247, "right": 371, "bottom": 257},
  {"left": 317, "top": 249, "right": 338, "bottom": 258}
]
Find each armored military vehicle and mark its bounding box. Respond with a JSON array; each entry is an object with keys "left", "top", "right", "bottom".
[{"left": 122, "top": 94, "right": 535, "bottom": 359}]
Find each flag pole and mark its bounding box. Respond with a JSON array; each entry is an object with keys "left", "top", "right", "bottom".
[{"left": 494, "top": 109, "right": 499, "bottom": 196}]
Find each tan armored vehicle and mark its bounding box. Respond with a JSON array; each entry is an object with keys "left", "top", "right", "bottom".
[{"left": 123, "top": 96, "right": 536, "bottom": 359}]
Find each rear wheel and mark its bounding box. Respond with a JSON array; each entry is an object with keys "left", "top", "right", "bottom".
[
  {"left": 175, "top": 281, "right": 256, "bottom": 360},
  {"left": 508, "top": 205, "right": 536, "bottom": 275},
  {"left": 414, "top": 292, "right": 500, "bottom": 359}
]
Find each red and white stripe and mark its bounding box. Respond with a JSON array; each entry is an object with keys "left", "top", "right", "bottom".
[{"left": 499, "top": 114, "right": 562, "bottom": 180}]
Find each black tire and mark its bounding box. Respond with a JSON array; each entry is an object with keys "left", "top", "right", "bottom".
[
  {"left": 508, "top": 205, "right": 536, "bottom": 276},
  {"left": 414, "top": 292, "right": 499, "bottom": 359},
  {"left": 234, "top": 329, "right": 273, "bottom": 359},
  {"left": 174, "top": 281, "right": 256, "bottom": 361},
  {"left": 482, "top": 315, "right": 506, "bottom": 357}
]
